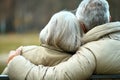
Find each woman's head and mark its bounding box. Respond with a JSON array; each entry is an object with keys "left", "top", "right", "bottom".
[
  {"left": 40, "top": 11, "right": 81, "bottom": 53},
  {"left": 76, "top": 0, "right": 110, "bottom": 31}
]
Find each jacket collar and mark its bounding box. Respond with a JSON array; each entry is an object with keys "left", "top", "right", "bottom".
[{"left": 81, "top": 21, "right": 120, "bottom": 43}]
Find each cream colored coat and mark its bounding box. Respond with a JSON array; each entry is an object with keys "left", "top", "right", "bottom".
[
  {"left": 21, "top": 45, "right": 71, "bottom": 66},
  {"left": 7, "top": 22, "right": 120, "bottom": 80},
  {"left": 2, "top": 45, "right": 71, "bottom": 74}
]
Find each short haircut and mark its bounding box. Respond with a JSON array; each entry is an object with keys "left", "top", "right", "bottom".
[{"left": 76, "top": 0, "right": 110, "bottom": 30}]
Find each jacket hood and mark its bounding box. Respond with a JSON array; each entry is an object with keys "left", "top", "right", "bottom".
[{"left": 82, "top": 21, "right": 120, "bottom": 43}]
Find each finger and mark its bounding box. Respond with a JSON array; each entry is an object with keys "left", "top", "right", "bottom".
[
  {"left": 9, "top": 50, "right": 16, "bottom": 57},
  {"left": 8, "top": 50, "right": 16, "bottom": 63},
  {"left": 16, "top": 46, "right": 23, "bottom": 51},
  {"left": 16, "top": 49, "right": 22, "bottom": 55},
  {"left": 16, "top": 46, "right": 23, "bottom": 55}
]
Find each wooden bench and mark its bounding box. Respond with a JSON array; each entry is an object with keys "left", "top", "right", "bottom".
[{"left": 1, "top": 74, "right": 120, "bottom": 80}]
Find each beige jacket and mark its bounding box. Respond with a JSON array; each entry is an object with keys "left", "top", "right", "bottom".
[
  {"left": 7, "top": 22, "right": 120, "bottom": 80},
  {"left": 21, "top": 45, "right": 71, "bottom": 66},
  {"left": 2, "top": 45, "right": 71, "bottom": 75}
]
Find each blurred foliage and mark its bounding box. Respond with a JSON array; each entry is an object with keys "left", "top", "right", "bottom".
[
  {"left": 0, "top": 0, "right": 120, "bottom": 33},
  {"left": 0, "top": 0, "right": 82, "bottom": 33},
  {"left": 108, "top": 0, "right": 120, "bottom": 21}
]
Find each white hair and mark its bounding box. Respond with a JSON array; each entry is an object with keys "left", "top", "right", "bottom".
[
  {"left": 40, "top": 11, "right": 81, "bottom": 53},
  {"left": 76, "top": 0, "right": 110, "bottom": 30}
]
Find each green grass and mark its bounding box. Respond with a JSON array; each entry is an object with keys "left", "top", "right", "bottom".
[
  {"left": 0, "top": 64, "right": 6, "bottom": 74},
  {"left": 0, "top": 33, "right": 40, "bottom": 74},
  {"left": 0, "top": 33, "right": 40, "bottom": 54}
]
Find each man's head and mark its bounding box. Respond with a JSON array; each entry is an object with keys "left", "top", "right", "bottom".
[
  {"left": 76, "top": 0, "right": 110, "bottom": 32},
  {"left": 40, "top": 11, "right": 81, "bottom": 53}
]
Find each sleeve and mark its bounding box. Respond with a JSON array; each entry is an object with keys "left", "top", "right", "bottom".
[
  {"left": 7, "top": 47, "right": 96, "bottom": 80},
  {"left": 7, "top": 56, "right": 35, "bottom": 80}
]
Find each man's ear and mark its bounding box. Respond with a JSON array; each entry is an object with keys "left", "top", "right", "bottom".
[{"left": 80, "top": 22, "right": 87, "bottom": 33}]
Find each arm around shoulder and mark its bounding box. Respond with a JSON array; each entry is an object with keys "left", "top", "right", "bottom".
[{"left": 7, "top": 47, "right": 96, "bottom": 80}]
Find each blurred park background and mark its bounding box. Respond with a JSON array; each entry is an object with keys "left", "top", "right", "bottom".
[{"left": 0, "top": 0, "right": 120, "bottom": 73}]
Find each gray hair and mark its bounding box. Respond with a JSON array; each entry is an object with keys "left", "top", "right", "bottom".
[
  {"left": 76, "top": 0, "right": 110, "bottom": 30},
  {"left": 40, "top": 11, "right": 81, "bottom": 53}
]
